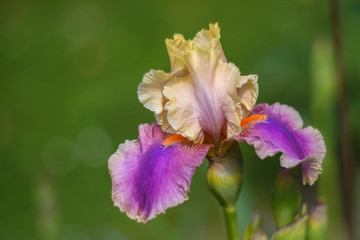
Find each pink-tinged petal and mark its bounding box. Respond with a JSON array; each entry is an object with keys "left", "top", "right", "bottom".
[
  {"left": 235, "top": 103, "right": 326, "bottom": 185},
  {"left": 137, "top": 24, "right": 259, "bottom": 147},
  {"left": 108, "top": 123, "right": 211, "bottom": 223},
  {"left": 215, "top": 62, "right": 248, "bottom": 140},
  {"left": 164, "top": 58, "right": 246, "bottom": 145},
  {"left": 166, "top": 24, "right": 258, "bottom": 145},
  {"left": 163, "top": 75, "right": 205, "bottom": 143}
]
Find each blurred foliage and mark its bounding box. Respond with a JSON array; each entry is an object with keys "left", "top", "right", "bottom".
[
  {"left": 241, "top": 198, "right": 326, "bottom": 240},
  {"left": 242, "top": 209, "right": 267, "bottom": 240},
  {"left": 271, "top": 168, "right": 301, "bottom": 228},
  {"left": 0, "top": 0, "right": 359, "bottom": 239}
]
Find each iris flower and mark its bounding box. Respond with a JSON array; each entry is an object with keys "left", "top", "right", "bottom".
[{"left": 108, "top": 23, "right": 326, "bottom": 223}]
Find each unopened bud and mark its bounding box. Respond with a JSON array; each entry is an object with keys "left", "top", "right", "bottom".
[
  {"left": 270, "top": 214, "right": 308, "bottom": 240},
  {"left": 271, "top": 168, "right": 301, "bottom": 228},
  {"left": 206, "top": 142, "right": 243, "bottom": 207},
  {"left": 243, "top": 209, "right": 268, "bottom": 240},
  {"left": 307, "top": 198, "right": 327, "bottom": 240}
]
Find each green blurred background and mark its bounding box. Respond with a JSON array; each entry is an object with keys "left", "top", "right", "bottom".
[{"left": 0, "top": 0, "right": 359, "bottom": 239}]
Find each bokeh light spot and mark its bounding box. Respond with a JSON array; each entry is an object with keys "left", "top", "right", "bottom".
[{"left": 75, "top": 126, "right": 112, "bottom": 167}]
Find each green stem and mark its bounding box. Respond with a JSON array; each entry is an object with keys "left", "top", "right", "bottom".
[{"left": 223, "top": 205, "right": 239, "bottom": 240}]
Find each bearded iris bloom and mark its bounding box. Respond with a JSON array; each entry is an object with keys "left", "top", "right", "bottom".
[{"left": 108, "top": 23, "right": 326, "bottom": 223}]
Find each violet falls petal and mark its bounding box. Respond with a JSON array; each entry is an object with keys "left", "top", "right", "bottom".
[
  {"left": 236, "top": 103, "right": 326, "bottom": 185},
  {"left": 108, "top": 123, "right": 211, "bottom": 222}
]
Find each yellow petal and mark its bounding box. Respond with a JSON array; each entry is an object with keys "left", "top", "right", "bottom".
[
  {"left": 193, "top": 23, "right": 227, "bottom": 62},
  {"left": 237, "top": 74, "right": 259, "bottom": 118},
  {"left": 138, "top": 23, "right": 259, "bottom": 149},
  {"left": 164, "top": 48, "right": 245, "bottom": 145},
  {"left": 165, "top": 34, "right": 192, "bottom": 73},
  {"left": 163, "top": 75, "right": 205, "bottom": 143},
  {"left": 138, "top": 70, "right": 176, "bottom": 133}
]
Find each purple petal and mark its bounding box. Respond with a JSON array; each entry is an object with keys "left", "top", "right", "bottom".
[
  {"left": 108, "top": 123, "right": 211, "bottom": 222},
  {"left": 235, "top": 103, "right": 326, "bottom": 185}
]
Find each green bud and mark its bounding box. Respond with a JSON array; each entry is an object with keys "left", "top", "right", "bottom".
[
  {"left": 243, "top": 209, "right": 268, "bottom": 240},
  {"left": 206, "top": 142, "right": 243, "bottom": 207},
  {"left": 306, "top": 198, "right": 327, "bottom": 240},
  {"left": 300, "top": 203, "right": 308, "bottom": 217},
  {"left": 250, "top": 230, "right": 268, "bottom": 240},
  {"left": 270, "top": 214, "right": 308, "bottom": 240},
  {"left": 271, "top": 168, "right": 301, "bottom": 228}
]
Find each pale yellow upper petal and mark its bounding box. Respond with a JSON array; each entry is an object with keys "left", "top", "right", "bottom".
[
  {"left": 237, "top": 74, "right": 259, "bottom": 118},
  {"left": 163, "top": 75, "right": 205, "bottom": 143},
  {"left": 154, "top": 109, "right": 175, "bottom": 134},
  {"left": 137, "top": 70, "right": 176, "bottom": 133},
  {"left": 193, "top": 23, "right": 227, "bottom": 62},
  {"left": 137, "top": 23, "right": 259, "bottom": 149},
  {"left": 214, "top": 61, "right": 244, "bottom": 139},
  {"left": 180, "top": 46, "right": 224, "bottom": 145},
  {"left": 165, "top": 34, "right": 192, "bottom": 74},
  {"left": 164, "top": 44, "right": 247, "bottom": 145}
]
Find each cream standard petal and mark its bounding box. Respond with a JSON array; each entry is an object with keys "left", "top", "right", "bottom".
[
  {"left": 163, "top": 75, "right": 205, "bottom": 143},
  {"left": 139, "top": 23, "right": 259, "bottom": 146},
  {"left": 138, "top": 70, "right": 175, "bottom": 133},
  {"left": 174, "top": 47, "right": 224, "bottom": 144},
  {"left": 164, "top": 45, "right": 247, "bottom": 145},
  {"left": 237, "top": 75, "right": 259, "bottom": 118},
  {"left": 165, "top": 34, "right": 192, "bottom": 74},
  {"left": 214, "top": 61, "right": 243, "bottom": 138},
  {"left": 193, "top": 23, "right": 227, "bottom": 62}
]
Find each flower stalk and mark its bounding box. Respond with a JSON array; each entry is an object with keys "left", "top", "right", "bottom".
[{"left": 223, "top": 205, "right": 239, "bottom": 240}]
